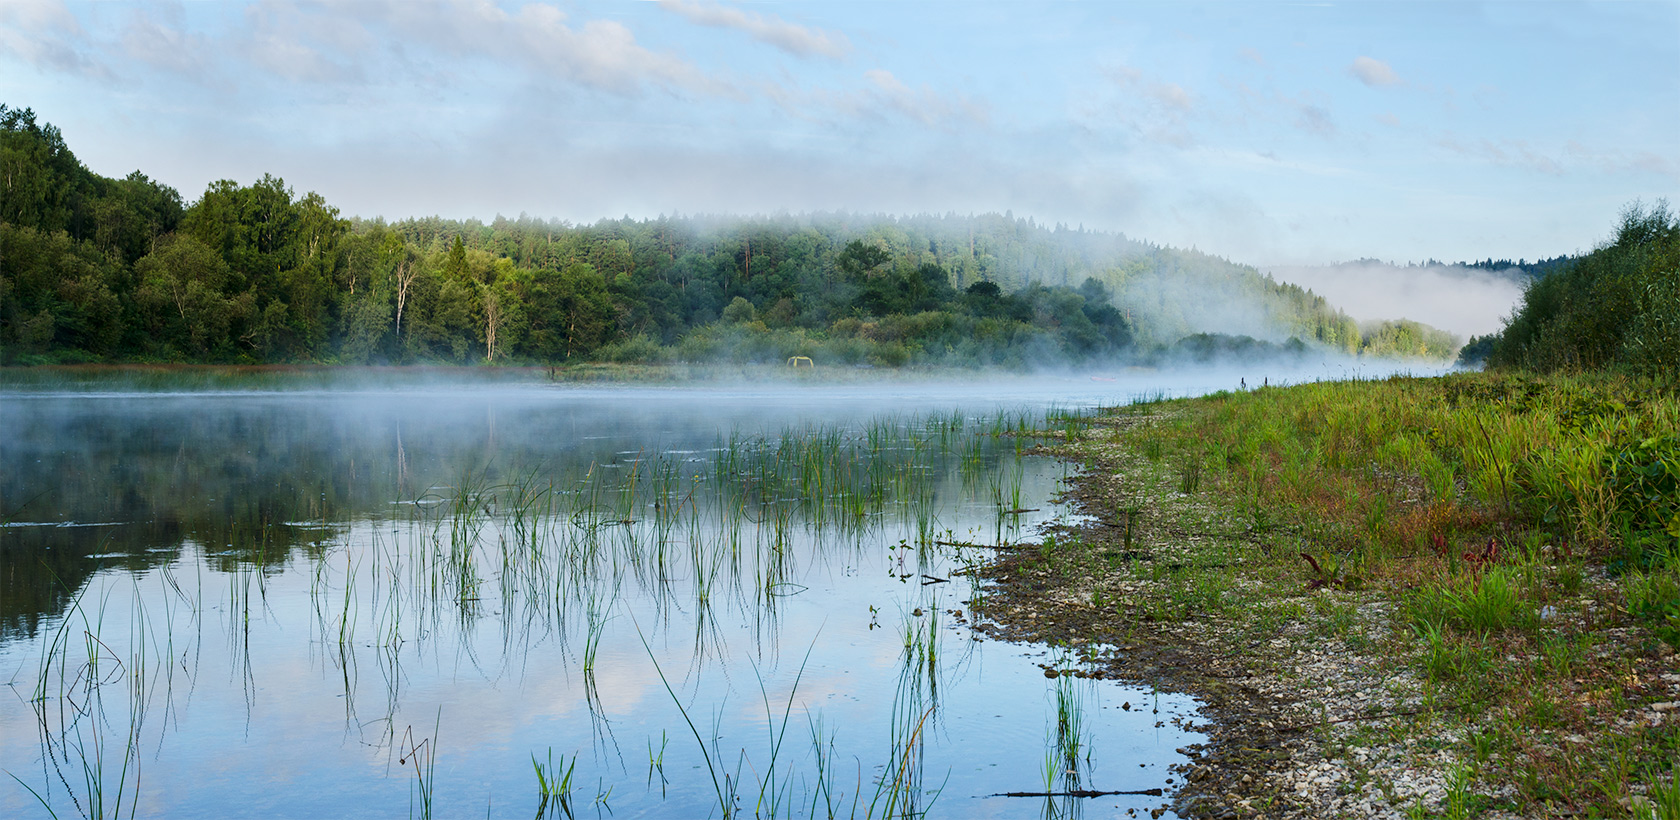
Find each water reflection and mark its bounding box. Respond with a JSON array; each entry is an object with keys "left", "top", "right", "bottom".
[{"left": 1, "top": 383, "right": 1203, "bottom": 819}]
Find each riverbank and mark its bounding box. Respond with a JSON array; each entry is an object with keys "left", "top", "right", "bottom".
[{"left": 974, "top": 371, "right": 1680, "bottom": 819}]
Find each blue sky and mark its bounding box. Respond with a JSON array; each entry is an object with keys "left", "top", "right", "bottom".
[{"left": 3, "top": 0, "right": 1676, "bottom": 265}]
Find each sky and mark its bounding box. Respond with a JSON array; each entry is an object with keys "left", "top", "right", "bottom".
[{"left": 3, "top": 0, "right": 1677, "bottom": 266}]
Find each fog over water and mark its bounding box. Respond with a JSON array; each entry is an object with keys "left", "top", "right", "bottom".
[
  {"left": 0, "top": 363, "right": 1450, "bottom": 820},
  {"left": 5, "top": 0, "right": 1674, "bottom": 814}
]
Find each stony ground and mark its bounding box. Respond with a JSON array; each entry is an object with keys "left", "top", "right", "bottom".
[{"left": 967, "top": 408, "right": 1680, "bottom": 820}]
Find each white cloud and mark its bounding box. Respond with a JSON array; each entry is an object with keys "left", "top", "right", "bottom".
[
  {"left": 759, "top": 69, "right": 987, "bottom": 130},
  {"left": 119, "top": 4, "right": 216, "bottom": 79},
  {"left": 1349, "top": 56, "right": 1400, "bottom": 87},
  {"left": 0, "top": 0, "right": 80, "bottom": 33},
  {"left": 1096, "top": 64, "right": 1197, "bottom": 147},
  {"left": 216, "top": 0, "right": 732, "bottom": 97},
  {"left": 1295, "top": 102, "right": 1335, "bottom": 137},
  {"left": 1564, "top": 140, "right": 1680, "bottom": 182},
  {"left": 1147, "top": 82, "right": 1192, "bottom": 112},
  {"left": 0, "top": 0, "right": 106, "bottom": 77},
  {"left": 857, "top": 68, "right": 986, "bottom": 127},
  {"left": 658, "top": 0, "right": 850, "bottom": 60},
  {"left": 1404, "top": 128, "right": 1672, "bottom": 184},
  {"left": 244, "top": 1, "right": 367, "bottom": 84},
  {"left": 1438, "top": 134, "right": 1563, "bottom": 175},
  {"left": 507, "top": 4, "right": 729, "bottom": 96}
]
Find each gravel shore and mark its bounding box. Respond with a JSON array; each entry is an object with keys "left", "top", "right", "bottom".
[{"left": 969, "top": 409, "right": 1680, "bottom": 819}]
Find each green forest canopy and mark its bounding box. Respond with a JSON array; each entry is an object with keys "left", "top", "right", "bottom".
[{"left": 1, "top": 105, "right": 1458, "bottom": 368}]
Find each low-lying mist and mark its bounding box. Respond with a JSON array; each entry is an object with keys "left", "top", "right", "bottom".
[
  {"left": 1, "top": 356, "right": 1450, "bottom": 409},
  {"left": 1264, "top": 261, "right": 1531, "bottom": 340}
]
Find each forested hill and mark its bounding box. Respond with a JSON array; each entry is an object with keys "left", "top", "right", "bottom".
[{"left": 1, "top": 105, "right": 1456, "bottom": 367}]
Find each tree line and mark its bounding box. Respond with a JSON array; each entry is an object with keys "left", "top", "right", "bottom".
[
  {"left": 2, "top": 104, "right": 1455, "bottom": 368},
  {"left": 1462, "top": 202, "right": 1678, "bottom": 377}
]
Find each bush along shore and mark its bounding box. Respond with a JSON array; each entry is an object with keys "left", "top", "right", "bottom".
[{"left": 974, "top": 371, "right": 1680, "bottom": 819}]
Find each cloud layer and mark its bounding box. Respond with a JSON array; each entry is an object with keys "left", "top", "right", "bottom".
[{"left": 2, "top": 0, "right": 1675, "bottom": 269}]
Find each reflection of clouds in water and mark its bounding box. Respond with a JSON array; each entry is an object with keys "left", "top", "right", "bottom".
[{"left": 0, "top": 379, "right": 1226, "bottom": 818}]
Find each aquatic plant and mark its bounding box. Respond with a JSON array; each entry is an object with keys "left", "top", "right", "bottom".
[{"left": 532, "top": 747, "right": 576, "bottom": 819}]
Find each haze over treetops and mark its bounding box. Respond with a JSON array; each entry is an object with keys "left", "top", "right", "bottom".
[{"left": 1, "top": 105, "right": 1462, "bottom": 367}]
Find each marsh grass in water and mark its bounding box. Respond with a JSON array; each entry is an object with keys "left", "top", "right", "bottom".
[
  {"left": 532, "top": 747, "right": 577, "bottom": 819},
  {"left": 2, "top": 391, "right": 1204, "bottom": 819}
]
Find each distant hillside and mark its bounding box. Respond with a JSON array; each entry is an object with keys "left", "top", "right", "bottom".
[{"left": 2, "top": 103, "right": 1454, "bottom": 367}]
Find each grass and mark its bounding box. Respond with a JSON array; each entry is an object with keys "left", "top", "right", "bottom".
[
  {"left": 1049, "top": 668, "right": 1090, "bottom": 789},
  {"left": 1013, "top": 369, "right": 1680, "bottom": 818},
  {"left": 398, "top": 713, "right": 440, "bottom": 820},
  {"left": 1647, "top": 764, "right": 1680, "bottom": 820},
  {"left": 11, "top": 577, "right": 152, "bottom": 820},
  {"left": 532, "top": 747, "right": 577, "bottom": 819}
]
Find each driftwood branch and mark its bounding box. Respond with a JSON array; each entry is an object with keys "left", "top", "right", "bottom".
[{"left": 993, "top": 788, "right": 1164, "bottom": 798}]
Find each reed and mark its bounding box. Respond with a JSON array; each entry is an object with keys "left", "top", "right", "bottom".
[
  {"left": 398, "top": 713, "right": 440, "bottom": 820},
  {"left": 531, "top": 747, "right": 576, "bottom": 819}
]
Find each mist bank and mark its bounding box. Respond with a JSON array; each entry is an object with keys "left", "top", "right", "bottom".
[
  {"left": 0, "top": 355, "right": 1450, "bottom": 405},
  {"left": 2, "top": 104, "right": 1458, "bottom": 369},
  {"left": 1264, "top": 260, "right": 1543, "bottom": 340}
]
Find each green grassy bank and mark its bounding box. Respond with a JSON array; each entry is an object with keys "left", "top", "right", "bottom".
[{"left": 1021, "top": 371, "right": 1679, "bottom": 818}]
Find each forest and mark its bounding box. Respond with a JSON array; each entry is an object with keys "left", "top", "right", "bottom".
[
  {"left": 1457, "top": 202, "right": 1679, "bottom": 375},
  {"left": 1, "top": 105, "right": 1459, "bottom": 368}
]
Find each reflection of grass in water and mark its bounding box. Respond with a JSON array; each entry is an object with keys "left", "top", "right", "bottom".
[
  {"left": 869, "top": 603, "right": 951, "bottom": 819},
  {"left": 581, "top": 613, "right": 608, "bottom": 714},
  {"left": 13, "top": 407, "right": 1077, "bottom": 817},
  {"left": 900, "top": 605, "right": 942, "bottom": 690},
  {"left": 15, "top": 579, "right": 151, "bottom": 820},
  {"left": 635, "top": 615, "right": 738, "bottom": 817},
  {"left": 635, "top": 612, "right": 958, "bottom": 820},
  {"left": 1051, "top": 672, "right": 1090, "bottom": 789}
]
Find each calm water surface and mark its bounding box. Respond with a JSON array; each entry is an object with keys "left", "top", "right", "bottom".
[{"left": 1, "top": 374, "right": 1335, "bottom": 819}]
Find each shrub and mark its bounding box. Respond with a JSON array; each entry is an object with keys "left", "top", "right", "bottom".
[
  {"left": 594, "top": 333, "right": 666, "bottom": 364},
  {"left": 1489, "top": 201, "right": 1680, "bottom": 375}
]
